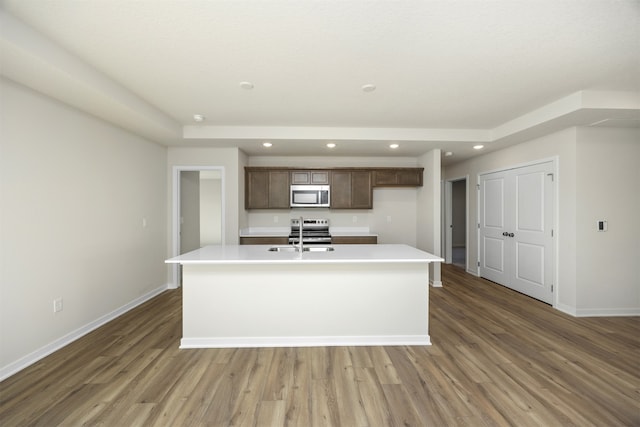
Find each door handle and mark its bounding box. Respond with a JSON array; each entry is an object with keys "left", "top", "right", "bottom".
[
  {"left": 502, "top": 232, "right": 508, "bottom": 236},
  {"left": 508, "top": 233, "right": 515, "bottom": 237}
]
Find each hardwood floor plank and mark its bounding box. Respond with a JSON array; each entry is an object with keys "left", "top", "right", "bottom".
[
  {"left": 352, "top": 366, "right": 394, "bottom": 426},
  {"left": 283, "top": 348, "right": 312, "bottom": 426},
  {"left": 1, "top": 264, "right": 638, "bottom": 426},
  {"left": 255, "top": 400, "right": 286, "bottom": 427}
]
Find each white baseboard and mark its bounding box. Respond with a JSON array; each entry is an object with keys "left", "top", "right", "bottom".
[
  {"left": 180, "top": 335, "right": 431, "bottom": 349},
  {"left": 555, "top": 303, "right": 577, "bottom": 317},
  {"left": 555, "top": 303, "right": 639, "bottom": 318},
  {"left": 430, "top": 280, "right": 443, "bottom": 288},
  {"left": 0, "top": 284, "right": 168, "bottom": 382},
  {"left": 575, "top": 307, "right": 640, "bottom": 317}
]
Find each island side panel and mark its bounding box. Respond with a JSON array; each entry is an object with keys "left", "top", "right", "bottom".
[{"left": 180, "top": 262, "right": 430, "bottom": 348}]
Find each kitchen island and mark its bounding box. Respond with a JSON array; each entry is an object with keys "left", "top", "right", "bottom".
[{"left": 166, "top": 244, "right": 443, "bottom": 348}]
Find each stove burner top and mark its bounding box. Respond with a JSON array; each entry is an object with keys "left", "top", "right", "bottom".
[{"left": 289, "top": 218, "right": 331, "bottom": 244}]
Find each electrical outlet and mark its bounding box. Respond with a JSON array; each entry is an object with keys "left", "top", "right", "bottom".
[
  {"left": 142, "top": 217, "right": 147, "bottom": 228},
  {"left": 53, "top": 298, "right": 63, "bottom": 313},
  {"left": 387, "top": 216, "right": 392, "bottom": 223}
]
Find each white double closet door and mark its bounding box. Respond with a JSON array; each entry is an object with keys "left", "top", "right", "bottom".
[{"left": 479, "top": 161, "right": 554, "bottom": 304}]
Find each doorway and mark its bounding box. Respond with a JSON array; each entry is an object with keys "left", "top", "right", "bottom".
[
  {"left": 171, "top": 166, "right": 225, "bottom": 288},
  {"left": 444, "top": 177, "right": 468, "bottom": 270}
]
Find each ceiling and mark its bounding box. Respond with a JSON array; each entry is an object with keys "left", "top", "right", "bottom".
[{"left": 1, "top": 0, "right": 639, "bottom": 165}]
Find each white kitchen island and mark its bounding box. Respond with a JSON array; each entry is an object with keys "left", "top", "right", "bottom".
[{"left": 166, "top": 244, "right": 443, "bottom": 348}]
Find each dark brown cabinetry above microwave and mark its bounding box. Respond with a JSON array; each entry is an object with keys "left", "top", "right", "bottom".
[
  {"left": 244, "top": 167, "right": 423, "bottom": 210},
  {"left": 290, "top": 170, "right": 330, "bottom": 185}
]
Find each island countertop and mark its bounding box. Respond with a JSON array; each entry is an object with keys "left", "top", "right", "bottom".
[{"left": 166, "top": 244, "right": 443, "bottom": 265}]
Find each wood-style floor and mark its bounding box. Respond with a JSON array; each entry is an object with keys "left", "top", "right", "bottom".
[{"left": 1, "top": 264, "right": 638, "bottom": 426}]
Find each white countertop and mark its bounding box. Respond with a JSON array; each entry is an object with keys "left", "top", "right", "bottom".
[{"left": 166, "top": 244, "right": 443, "bottom": 265}]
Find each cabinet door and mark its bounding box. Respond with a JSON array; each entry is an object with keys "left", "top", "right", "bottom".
[
  {"left": 240, "top": 236, "right": 289, "bottom": 245},
  {"left": 291, "top": 171, "right": 329, "bottom": 185},
  {"left": 373, "top": 170, "right": 397, "bottom": 186},
  {"left": 330, "top": 171, "right": 352, "bottom": 208},
  {"left": 330, "top": 171, "right": 372, "bottom": 209},
  {"left": 397, "top": 169, "right": 422, "bottom": 186},
  {"left": 245, "top": 169, "right": 289, "bottom": 209},
  {"left": 373, "top": 169, "right": 423, "bottom": 187},
  {"left": 268, "top": 171, "right": 290, "bottom": 208},
  {"left": 246, "top": 170, "right": 269, "bottom": 209},
  {"left": 351, "top": 171, "right": 372, "bottom": 209},
  {"left": 310, "top": 171, "right": 329, "bottom": 184},
  {"left": 291, "top": 171, "right": 310, "bottom": 185},
  {"left": 332, "top": 236, "right": 377, "bottom": 244}
]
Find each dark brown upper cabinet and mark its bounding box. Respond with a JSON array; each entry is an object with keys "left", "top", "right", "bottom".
[
  {"left": 330, "top": 170, "right": 372, "bottom": 209},
  {"left": 372, "top": 168, "right": 423, "bottom": 187},
  {"left": 245, "top": 168, "right": 290, "bottom": 209}
]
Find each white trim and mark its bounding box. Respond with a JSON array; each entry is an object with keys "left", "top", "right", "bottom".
[
  {"left": 476, "top": 156, "right": 559, "bottom": 177},
  {"left": 0, "top": 285, "right": 168, "bottom": 381},
  {"left": 171, "top": 166, "right": 226, "bottom": 288},
  {"left": 180, "top": 335, "right": 431, "bottom": 349},
  {"left": 556, "top": 303, "right": 577, "bottom": 317},
  {"left": 430, "top": 280, "right": 443, "bottom": 288},
  {"left": 575, "top": 308, "right": 640, "bottom": 317}
]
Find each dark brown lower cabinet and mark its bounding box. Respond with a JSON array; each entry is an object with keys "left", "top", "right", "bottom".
[
  {"left": 331, "top": 236, "right": 378, "bottom": 244},
  {"left": 240, "top": 237, "right": 289, "bottom": 245}
]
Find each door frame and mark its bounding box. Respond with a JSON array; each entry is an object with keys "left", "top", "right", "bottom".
[
  {"left": 476, "top": 157, "right": 558, "bottom": 307},
  {"left": 170, "top": 165, "right": 226, "bottom": 288},
  {"left": 443, "top": 175, "right": 469, "bottom": 271}
]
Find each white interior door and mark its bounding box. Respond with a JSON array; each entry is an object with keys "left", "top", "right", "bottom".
[
  {"left": 480, "top": 161, "right": 554, "bottom": 304},
  {"left": 511, "top": 162, "right": 554, "bottom": 304},
  {"left": 480, "top": 170, "right": 509, "bottom": 285}
]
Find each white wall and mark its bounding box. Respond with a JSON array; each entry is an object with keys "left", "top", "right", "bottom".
[
  {"left": 575, "top": 127, "right": 640, "bottom": 315},
  {"left": 0, "top": 78, "right": 168, "bottom": 378},
  {"left": 444, "top": 126, "right": 639, "bottom": 315},
  {"left": 199, "top": 175, "right": 222, "bottom": 246},
  {"left": 417, "top": 149, "right": 442, "bottom": 286},
  {"left": 180, "top": 171, "right": 200, "bottom": 253}
]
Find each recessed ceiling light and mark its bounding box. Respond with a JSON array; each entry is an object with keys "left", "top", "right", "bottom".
[
  {"left": 444, "top": 151, "right": 454, "bottom": 157},
  {"left": 361, "top": 84, "right": 376, "bottom": 92},
  {"left": 193, "top": 114, "right": 205, "bottom": 122},
  {"left": 473, "top": 145, "right": 484, "bottom": 150},
  {"left": 239, "top": 81, "right": 254, "bottom": 90},
  {"left": 326, "top": 143, "right": 336, "bottom": 148},
  {"left": 389, "top": 143, "right": 399, "bottom": 149},
  {"left": 262, "top": 141, "right": 272, "bottom": 148}
]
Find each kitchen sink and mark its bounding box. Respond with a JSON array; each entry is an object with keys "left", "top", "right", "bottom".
[
  {"left": 268, "top": 246, "right": 334, "bottom": 252},
  {"left": 268, "top": 246, "right": 299, "bottom": 252},
  {"left": 303, "top": 246, "right": 335, "bottom": 252}
]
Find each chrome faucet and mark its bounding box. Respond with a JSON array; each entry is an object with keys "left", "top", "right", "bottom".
[{"left": 298, "top": 216, "right": 304, "bottom": 252}]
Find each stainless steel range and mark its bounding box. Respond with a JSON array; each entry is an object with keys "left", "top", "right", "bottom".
[{"left": 289, "top": 218, "right": 331, "bottom": 245}]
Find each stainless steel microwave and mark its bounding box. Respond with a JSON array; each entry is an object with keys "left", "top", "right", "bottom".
[{"left": 290, "top": 185, "right": 330, "bottom": 208}]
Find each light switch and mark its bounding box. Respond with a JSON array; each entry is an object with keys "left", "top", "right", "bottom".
[{"left": 597, "top": 220, "right": 607, "bottom": 232}]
